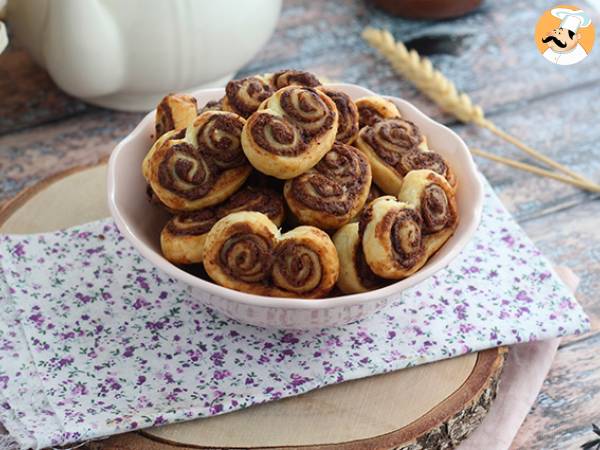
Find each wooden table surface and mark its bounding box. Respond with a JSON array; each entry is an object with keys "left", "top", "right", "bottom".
[{"left": 1, "top": 0, "right": 599, "bottom": 448}]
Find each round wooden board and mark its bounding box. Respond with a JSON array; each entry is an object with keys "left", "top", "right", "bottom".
[{"left": 0, "top": 163, "right": 506, "bottom": 450}]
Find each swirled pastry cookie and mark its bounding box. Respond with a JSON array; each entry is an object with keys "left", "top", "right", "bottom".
[
  {"left": 241, "top": 86, "right": 339, "bottom": 179},
  {"left": 355, "top": 96, "right": 401, "bottom": 128},
  {"left": 284, "top": 142, "right": 371, "bottom": 229},
  {"left": 143, "top": 111, "right": 251, "bottom": 211},
  {"left": 360, "top": 170, "right": 458, "bottom": 279},
  {"left": 360, "top": 196, "right": 428, "bottom": 279},
  {"left": 319, "top": 88, "right": 359, "bottom": 144},
  {"left": 269, "top": 70, "right": 321, "bottom": 90},
  {"left": 397, "top": 169, "right": 458, "bottom": 255},
  {"left": 160, "top": 187, "right": 285, "bottom": 265},
  {"left": 355, "top": 117, "right": 455, "bottom": 194},
  {"left": 333, "top": 222, "right": 385, "bottom": 294},
  {"left": 203, "top": 212, "right": 339, "bottom": 298},
  {"left": 222, "top": 75, "right": 274, "bottom": 118},
  {"left": 160, "top": 208, "right": 218, "bottom": 265},
  {"left": 155, "top": 94, "right": 198, "bottom": 140}
]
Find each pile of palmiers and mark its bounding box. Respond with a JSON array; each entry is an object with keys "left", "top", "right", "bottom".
[{"left": 142, "top": 70, "right": 459, "bottom": 298}]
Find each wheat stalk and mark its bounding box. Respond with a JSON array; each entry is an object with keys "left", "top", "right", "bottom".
[
  {"left": 362, "top": 27, "right": 599, "bottom": 189},
  {"left": 471, "top": 148, "right": 600, "bottom": 192}
]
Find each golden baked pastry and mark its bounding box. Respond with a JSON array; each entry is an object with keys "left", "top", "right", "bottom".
[
  {"left": 222, "top": 75, "right": 274, "bottom": 118},
  {"left": 333, "top": 222, "right": 385, "bottom": 294},
  {"left": 397, "top": 169, "right": 458, "bottom": 253},
  {"left": 154, "top": 94, "right": 198, "bottom": 140},
  {"left": 203, "top": 212, "right": 339, "bottom": 298},
  {"left": 199, "top": 98, "right": 224, "bottom": 113},
  {"left": 160, "top": 208, "right": 218, "bottom": 265},
  {"left": 355, "top": 117, "right": 455, "bottom": 194},
  {"left": 283, "top": 142, "right": 371, "bottom": 229},
  {"left": 142, "top": 111, "right": 251, "bottom": 211},
  {"left": 355, "top": 96, "right": 401, "bottom": 128},
  {"left": 160, "top": 187, "right": 285, "bottom": 265},
  {"left": 319, "top": 88, "right": 359, "bottom": 144},
  {"left": 360, "top": 170, "right": 458, "bottom": 279},
  {"left": 241, "top": 86, "right": 339, "bottom": 179},
  {"left": 269, "top": 69, "right": 321, "bottom": 90}
]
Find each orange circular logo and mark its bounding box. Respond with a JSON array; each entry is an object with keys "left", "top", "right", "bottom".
[{"left": 534, "top": 5, "right": 595, "bottom": 65}]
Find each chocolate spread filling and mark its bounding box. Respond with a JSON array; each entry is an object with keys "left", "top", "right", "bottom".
[
  {"left": 200, "top": 98, "right": 224, "bottom": 114},
  {"left": 321, "top": 88, "right": 359, "bottom": 143},
  {"left": 157, "top": 143, "right": 216, "bottom": 200},
  {"left": 166, "top": 208, "right": 218, "bottom": 235},
  {"left": 219, "top": 225, "right": 274, "bottom": 283},
  {"left": 171, "top": 129, "right": 186, "bottom": 140},
  {"left": 366, "top": 183, "right": 383, "bottom": 205},
  {"left": 355, "top": 211, "right": 386, "bottom": 288},
  {"left": 225, "top": 77, "right": 274, "bottom": 118},
  {"left": 400, "top": 151, "right": 448, "bottom": 178},
  {"left": 218, "top": 188, "right": 283, "bottom": 222},
  {"left": 155, "top": 100, "right": 175, "bottom": 137},
  {"left": 273, "top": 241, "right": 321, "bottom": 289},
  {"left": 271, "top": 70, "right": 321, "bottom": 90},
  {"left": 250, "top": 114, "right": 307, "bottom": 156},
  {"left": 279, "top": 88, "right": 335, "bottom": 138},
  {"left": 357, "top": 105, "right": 386, "bottom": 128},
  {"left": 290, "top": 143, "right": 369, "bottom": 215},
  {"left": 388, "top": 208, "right": 424, "bottom": 269},
  {"left": 363, "top": 118, "right": 431, "bottom": 175},
  {"left": 420, "top": 182, "right": 455, "bottom": 234},
  {"left": 354, "top": 239, "right": 385, "bottom": 289},
  {"left": 167, "top": 188, "right": 283, "bottom": 237},
  {"left": 196, "top": 114, "right": 246, "bottom": 169}
]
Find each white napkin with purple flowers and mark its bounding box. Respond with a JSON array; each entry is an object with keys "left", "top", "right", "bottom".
[{"left": 0, "top": 181, "right": 589, "bottom": 449}]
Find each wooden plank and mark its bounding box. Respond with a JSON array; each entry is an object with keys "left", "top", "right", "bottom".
[
  {"left": 3, "top": 71, "right": 599, "bottom": 226},
  {"left": 511, "top": 332, "right": 600, "bottom": 450},
  {"left": 238, "top": 0, "right": 600, "bottom": 119},
  {"left": 0, "top": 109, "right": 143, "bottom": 203},
  {"left": 2, "top": 0, "right": 600, "bottom": 132},
  {"left": 454, "top": 81, "right": 600, "bottom": 222}
]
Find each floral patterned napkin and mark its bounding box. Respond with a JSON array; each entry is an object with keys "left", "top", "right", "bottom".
[{"left": 0, "top": 182, "right": 589, "bottom": 450}]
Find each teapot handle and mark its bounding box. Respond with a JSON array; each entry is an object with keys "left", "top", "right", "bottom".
[
  {"left": 0, "top": 21, "right": 7, "bottom": 54},
  {"left": 0, "top": 0, "right": 7, "bottom": 53},
  {"left": 43, "top": 0, "right": 125, "bottom": 99}
]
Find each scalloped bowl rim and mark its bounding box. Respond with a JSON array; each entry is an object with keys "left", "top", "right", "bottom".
[{"left": 107, "top": 83, "right": 483, "bottom": 311}]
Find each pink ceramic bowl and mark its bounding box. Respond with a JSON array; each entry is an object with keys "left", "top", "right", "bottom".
[{"left": 107, "top": 83, "right": 483, "bottom": 329}]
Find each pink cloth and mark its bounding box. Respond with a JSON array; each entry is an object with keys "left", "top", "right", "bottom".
[{"left": 459, "top": 266, "right": 579, "bottom": 450}]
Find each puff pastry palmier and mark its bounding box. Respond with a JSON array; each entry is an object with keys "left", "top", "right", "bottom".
[
  {"left": 154, "top": 94, "right": 198, "bottom": 140},
  {"left": 284, "top": 142, "right": 371, "bottom": 229},
  {"left": 143, "top": 111, "right": 251, "bottom": 211},
  {"left": 203, "top": 212, "right": 339, "bottom": 298},
  {"left": 355, "top": 118, "right": 455, "bottom": 194},
  {"left": 241, "top": 86, "right": 339, "bottom": 179},
  {"left": 222, "top": 75, "right": 274, "bottom": 118},
  {"left": 397, "top": 169, "right": 458, "bottom": 255}
]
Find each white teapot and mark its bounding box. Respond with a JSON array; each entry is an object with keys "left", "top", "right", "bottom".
[{"left": 7, "top": 0, "right": 282, "bottom": 111}]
